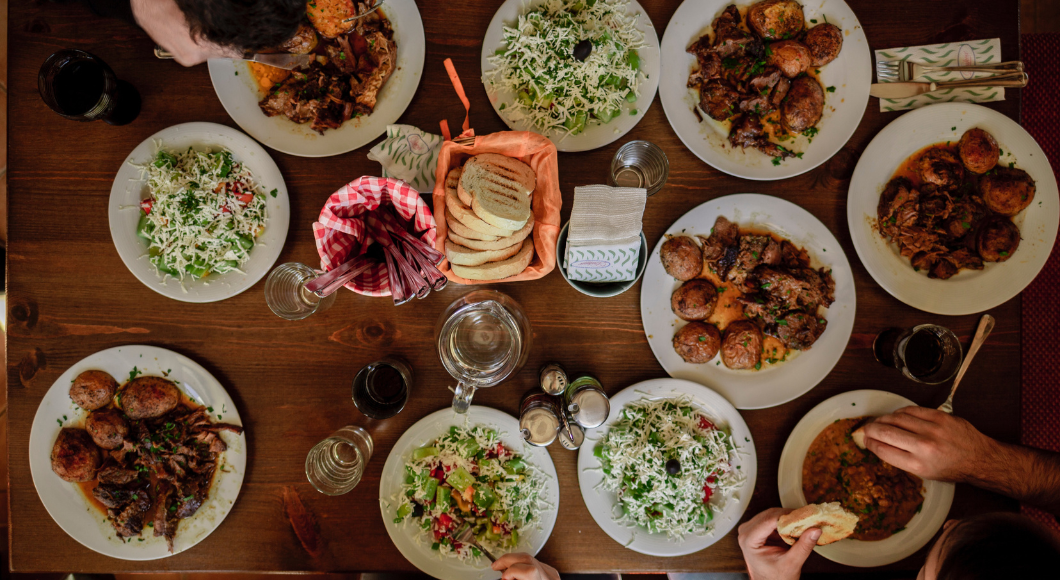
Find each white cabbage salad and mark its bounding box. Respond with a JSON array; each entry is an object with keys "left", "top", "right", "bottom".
[
  {"left": 485, "top": 0, "right": 646, "bottom": 135},
  {"left": 593, "top": 397, "right": 744, "bottom": 539},
  {"left": 135, "top": 146, "right": 270, "bottom": 282}
]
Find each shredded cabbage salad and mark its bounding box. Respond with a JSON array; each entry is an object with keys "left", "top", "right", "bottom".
[
  {"left": 593, "top": 397, "right": 744, "bottom": 539},
  {"left": 135, "top": 146, "right": 270, "bottom": 282},
  {"left": 393, "top": 424, "right": 547, "bottom": 563},
  {"left": 484, "top": 0, "right": 646, "bottom": 136}
]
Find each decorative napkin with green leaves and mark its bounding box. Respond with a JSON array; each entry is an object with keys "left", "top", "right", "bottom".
[
  {"left": 367, "top": 124, "right": 443, "bottom": 193},
  {"left": 875, "top": 38, "right": 1005, "bottom": 112},
  {"left": 565, "top": 185, "right": 646, "bottom": 282}
]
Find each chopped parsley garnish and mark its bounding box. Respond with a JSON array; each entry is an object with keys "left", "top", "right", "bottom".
[{"left": 826, "top": 86, "right": 836, "bottom": 92}]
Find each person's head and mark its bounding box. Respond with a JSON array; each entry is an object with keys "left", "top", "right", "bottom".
[
  {"left": 918, "top": 513, "right": 1060, "bottom": 580},
  {"left": 173, "top": 0, "right": 306, "bottom": 52}
]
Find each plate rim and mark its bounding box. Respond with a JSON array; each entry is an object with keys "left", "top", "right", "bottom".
[
  {"left": 479, "top": 0, "right": 661, "bottom": 152},
  {"left": 776, "top": 389, "right": 955, "bottom": 567},
  {"left": 27, "top": 344, "right": 247, "bottom": 561},
  {"left": 846, "top": 101, "right": 1060, "bottom": 315},
  {"left": 378, "top": 405, "right": 560, "bottom": 580},
  {"left": 576, "top": 377, "right": 758, "bottom": 557},
  {"left": 638, "top": 193, "right": 857, "bottom": 410}
]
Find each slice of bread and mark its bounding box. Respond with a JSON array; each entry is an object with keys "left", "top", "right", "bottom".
[
  {"left": 445, "top": 175, "right": 515, "bottom": 238},
  {"left": 451, "top": 238, "right": 535, "bottom": 281},
  {"left": 777, "top": 503, "right": 859, "bottom": 546},
  {"left": 471, "top": 187, "right": 531, "bottom": 232},
  {"left": 445, "top": 239, "right": 523, "bottom": 267},
  {"left": 464, "top": 153, "right": 536, "bottom": 197},
  {"left": 461, "top": 154, "right": 533, "bottom": 231},
  {"left": 446, "top": 212, "right": 499, "bottom": 242},
  {"left": 449, "top": 214, "right": 534, "bottom": 251},
  {"left": 447, "top": 167, "right": 474, "bottom": 206},
  {"left": 852, "top": 427, "right": 868, "bottom": 449}
]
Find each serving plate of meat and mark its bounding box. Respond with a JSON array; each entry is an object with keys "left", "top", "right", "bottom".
[
  {"left": 659, "top": 0, "right": 871, "bottom": 180},
  {"left": 778, "top": 390, "right": 954, "bottom": 566},
  {"left": 640, "top": 194, "right": 855, "bottom": 409},
  {"left": 848, "top": 102, "right": 1060, "bottom": 315},
  {"left": 29, "top": 345, "right": 246, "bottom": 560},
  {"left": 208, "top": 0, "right": 424, "bottom": 157}
]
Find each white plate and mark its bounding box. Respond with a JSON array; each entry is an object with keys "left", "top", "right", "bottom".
[
  {"left": 207, "top": 0, "right": 425, "bottom": 157},
  {"left": 847, "top": 102, "right": 1060, "bottom": 315},
  {"left": 778, "top": 389, "right": 954, "bottom": 567},
  {"left": 659, "top": 0, "right": 871, "bottom": 180},
  {"left": 379, "top": 406, "right": 560, "bottom": 580},
  {"left": 577, "top": 378, "right": 757, "bottom": 556},
  {"left": 481, "top": 0, "right": 661, "bottom": 152},
  {"left": 28, "top": 345, "right": 247, "bottom": 560},
  {"left": 108, "top": 122, "right": 290, "bottom": 303},
  {"left": 640, "top": 194, "right": 856, "bottom": 410}
]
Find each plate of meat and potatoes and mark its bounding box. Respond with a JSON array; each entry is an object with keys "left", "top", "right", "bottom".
[
  {"left": 29, "top": 345, "right": 246, "bottom": 560},
  {"left": 848, "top": 102, "right": 1060, "bottom": 315},
  {"left": 659, "top": 0, "right": 871, "bottom": 180},
  {"left": 640, "top": 194, "right": 855, "bottom": 409}
]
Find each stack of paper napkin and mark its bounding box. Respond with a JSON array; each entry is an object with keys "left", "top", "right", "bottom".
[{"left": 565, "top": 185, "right": 646, "bottom": 282}]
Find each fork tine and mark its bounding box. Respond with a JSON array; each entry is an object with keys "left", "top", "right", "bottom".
[{"left": 876, "top": 60, "right": 900, "bottom": 81}]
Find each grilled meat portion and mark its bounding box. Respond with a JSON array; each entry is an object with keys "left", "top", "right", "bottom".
[
  {"left": 916, "top": 148, "right": 964, "bottom": 190},
  {"left": 699, "top": 216, "right": 741, "bottom": 261}
]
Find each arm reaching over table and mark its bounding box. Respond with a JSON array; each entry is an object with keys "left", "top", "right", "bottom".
[
  {"left": 737, "top": 508, "right": 820, "bottom": 580},
  {"left": 861, "top": 406, "right": 1060, "bottom": 516},
  {"left": 491, "top": 553, "right": 559, "bottom": 580}
]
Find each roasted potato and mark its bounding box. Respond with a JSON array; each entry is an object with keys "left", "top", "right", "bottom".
[
  {"left": 981, "top": 167, "right": 1036, "bottom": 216},
  {"left": 804, "top": 23, "right": 843, "bottom": 66},
  {"left": 976, "top": 216, "right": 1021, "bottom": 262},
  {"left": 958, "top": 128, "right": 1000, "bottom": 174},
  {"left": 781, "top": 76, "right": 824, "bottom": 133},
  {"left": 748, "top": 0, "right": 805, "bottom": 41},
  {"left": 767, "top": 40, "right": 813, "bottom": 78},
  {"left": 70, "top": 370, "right": 118, "bottom": 411}
]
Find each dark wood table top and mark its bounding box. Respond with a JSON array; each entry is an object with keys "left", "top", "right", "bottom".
[{"left": 6, "top": 0, "right": 1022, "bottom": 574}]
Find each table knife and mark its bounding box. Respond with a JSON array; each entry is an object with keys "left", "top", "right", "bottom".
[
  {"left": 871, "top": 72, "right": 1029, "bottom": 99},
  {"left": 154, "top": 46, "right": 314, "bottom": 70}
]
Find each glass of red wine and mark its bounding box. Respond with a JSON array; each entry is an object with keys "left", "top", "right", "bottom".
[
  {"left": 873, "top": 325, "right": 963, "bottom": 384},
  {"left": 38, "top": 49, "right": 141, "bottom": 125},
  {"left": 352, "top": 356, "right": 413, "bottom": 420}
]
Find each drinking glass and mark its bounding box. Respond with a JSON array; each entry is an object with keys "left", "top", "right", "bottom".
[
  {"left": 265, "top": 262, "right": 337, "bottom": 320},
  {"left": 38, "top": 49, "right": 141, "bottom": 125},
  {"left": 352, "top": 356, "right": 413, "bottom": 420},
  {"left": 305, "top": 426, "right": 373, "bottom": 495},
  {"left": 435, "top": 290, "right": 532, "bottom": 413},
  {"left": 874, "top": 324, "right": 963, "bottom": 384},
  {"left": 609, "top": 140, "right": 669, "bottom": 196}
]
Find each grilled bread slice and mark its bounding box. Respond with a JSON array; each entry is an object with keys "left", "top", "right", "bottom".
[
  {"left": 451, "top": 238, "right": 535, "bottom": 281},
  {"left": 446, "top": 212, "right": 500, "bottom": 242},
  {"left": 778, "top": 503, "right": 859, "bottom": 546},
  {"left": 445, "top": 171, "right": 515, "bottom": 238},
  {"left": 446, "top": 167, "right": 474, "bottom": 207},
  {"left": 461, "top": 154, "right": 534, "bottom": 231},
  {"left": 462, "top": 153, "right": 535, "bottom": 196},
  {"left": 445, "top": 239, "right": 524, "bottom": 267},
  {"left": 449, "top": 214, "right": 534, "bottom": 251}
]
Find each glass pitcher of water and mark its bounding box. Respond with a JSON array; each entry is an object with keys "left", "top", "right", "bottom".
[{"left": 435, "top": 290, "right": 532, "bottom": 413}]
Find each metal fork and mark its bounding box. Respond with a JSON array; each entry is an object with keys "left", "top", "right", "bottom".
[
  {"left": 342, "top": 0, "right": 385, "bottom": 23},
  {"left": 453, "top": 522, "right": 497, "bottom": 563},
  {"left": 937, "top": 314, "right": 995, "bottom": 415},
  {"left": 877, "top": 59, "right": 1024, "bottom": 82}
]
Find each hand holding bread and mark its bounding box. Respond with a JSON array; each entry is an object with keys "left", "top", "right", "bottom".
[{"left": 737, "top": 507, "right": 825, "bottom": 580}]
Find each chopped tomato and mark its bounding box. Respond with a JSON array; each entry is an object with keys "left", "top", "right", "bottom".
[
  {"left": 233, "top": 193, "right": 255, "bottom": 205},
  {"left": 140, "top": 199, "right": 153, "bottom": 215},
  {"left": 702, "top": 481, "right": 714, "bottom": 503},
  {"left": 698, "top": 417, "right": 716, "bottom": 431}
]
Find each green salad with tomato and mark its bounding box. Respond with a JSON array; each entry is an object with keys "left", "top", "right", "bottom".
[
  {"left": 393, "top": 425, "right": 547, "bottom": 563},
  {"left": 135, "top": 146, "right": 270, "bottom": 281}
]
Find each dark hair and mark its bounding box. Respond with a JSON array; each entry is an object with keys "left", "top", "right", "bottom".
[
  {"left": 173, "top": 0, "right": 306, "bottom": 52},
  {"left": 937, "top": 512, "right": 1060, "bottom": 580}
]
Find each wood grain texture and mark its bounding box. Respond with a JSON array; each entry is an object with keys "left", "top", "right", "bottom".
[{"left": 6, "top": 0, "right": 1022, "bottom": 574}]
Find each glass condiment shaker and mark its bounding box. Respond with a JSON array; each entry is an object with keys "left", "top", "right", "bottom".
[
  {"left": 557, "top": 418, "right": 585, "bottom": 450},
  {"left": 519, "top": 393, "right": 560, "bottom": 447},
  {"left": 564, "top": 374, "right": 611, "bottom": 429},
  {"left": 539, "top": 363, "right": 568, "bottom": 396},
  {"left": 436, "top": 290, "right": 532, "bottom": 413}
]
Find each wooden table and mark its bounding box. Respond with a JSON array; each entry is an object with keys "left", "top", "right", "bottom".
[{"left": 6, "top": 0, "right": 1022, "bottom": 574}]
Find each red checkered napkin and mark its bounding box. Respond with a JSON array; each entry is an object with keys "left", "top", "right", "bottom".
[{"left": 313, "top": 176, "right": 437, "bottom": 296}]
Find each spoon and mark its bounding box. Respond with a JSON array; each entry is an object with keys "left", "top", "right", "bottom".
[{"left": 937, "top": 314, "right": 995, "bottom": 414}]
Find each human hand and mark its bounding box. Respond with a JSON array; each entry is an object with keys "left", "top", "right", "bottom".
[
  {"left": 860, "top": 406, "right": 1000, "bottom": 482},
  {"left": 738, "top": 508, "right": 820, "bottom": 580},
  {"left": 131, "top": 0, "right": 242, "bottom": 66},
  {"left": 491, "top": 553, "right": 560, "bottom": 580}
]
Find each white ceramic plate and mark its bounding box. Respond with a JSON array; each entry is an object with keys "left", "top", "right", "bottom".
[
  {"left": 659, "top": 0, "right": 871, "bottom": 180},
  {"left": 778, "top": 389, "right": 954, "bottom": 567},
  {"left": 847, "top": 102, "right": 1060, "bottom": 315},
  {"left": 207, "top": 0, "right": 425, "bottom": 157},
  {"left": 379, "top": 406, "right": 560, "bottom": 580},
  {"left": 640, "top": 194, "right": 856, "bottom": 410},
  {"left": 108, "top": 122, "right": 290, "bottom": 303},
  {"left": 577, "top": 378, "right": 757, "bottom": 556},
  {"left": 481, "top": 0, "right": 661, "bottom": 152},
  {"left": 28, "top": 345, "right": 247, "bottom": 560}
]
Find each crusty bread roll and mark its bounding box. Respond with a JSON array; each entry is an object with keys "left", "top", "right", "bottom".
[
  {"left": 778, "top": 502, "right": 859, "bottom": 546},
  {"left": 449, "top": 214, "right": 534, "bottom": 251},
  {"left": 461, "top": 153, "right": 533, "bottom": 232},
  {"left": 451, "top": 238, "right": 535, "bottom": 281},
  {"left": 445, "top": 239, "right": 523, "bottom": 267},
  {"left": 446, "top": 212, "right": 499, "bottom": 242},
  {"left": 445, "top": 176, "right": 514, "bottom": 238}
]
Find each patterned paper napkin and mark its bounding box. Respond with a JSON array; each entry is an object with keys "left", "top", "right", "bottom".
[
  {"left": 875, "top": 38, "right": 1005, "bottom": 112},
  {"left": 367, "top": 125, "right": 443, "bottom": 193},
  {"left": 565, "top": 185, "right": 646, "bottom": 282}
]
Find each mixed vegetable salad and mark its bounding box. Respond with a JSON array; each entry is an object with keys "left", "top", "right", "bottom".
[
  {"left": 593, "top": 397, "right": 743, "bottom": 539},
  {"left": 135, "top": 146, "right": 270, "bottom": 281},
  {"left": 393, "top": 425, "right": 547, "bottom": 563},
  {"left": 485, "top": 0, "right": 647, "bottom": 136}
]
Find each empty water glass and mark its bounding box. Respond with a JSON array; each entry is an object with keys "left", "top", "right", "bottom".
[
  {"left": 609, "top": 140, "right": 669, "bottom": 196},
  {"left": 305, "top": 426, "right": 374, "bottom": 495},
  {"left": 265, "top": 262, "right": 337, "bottom": 320}
]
